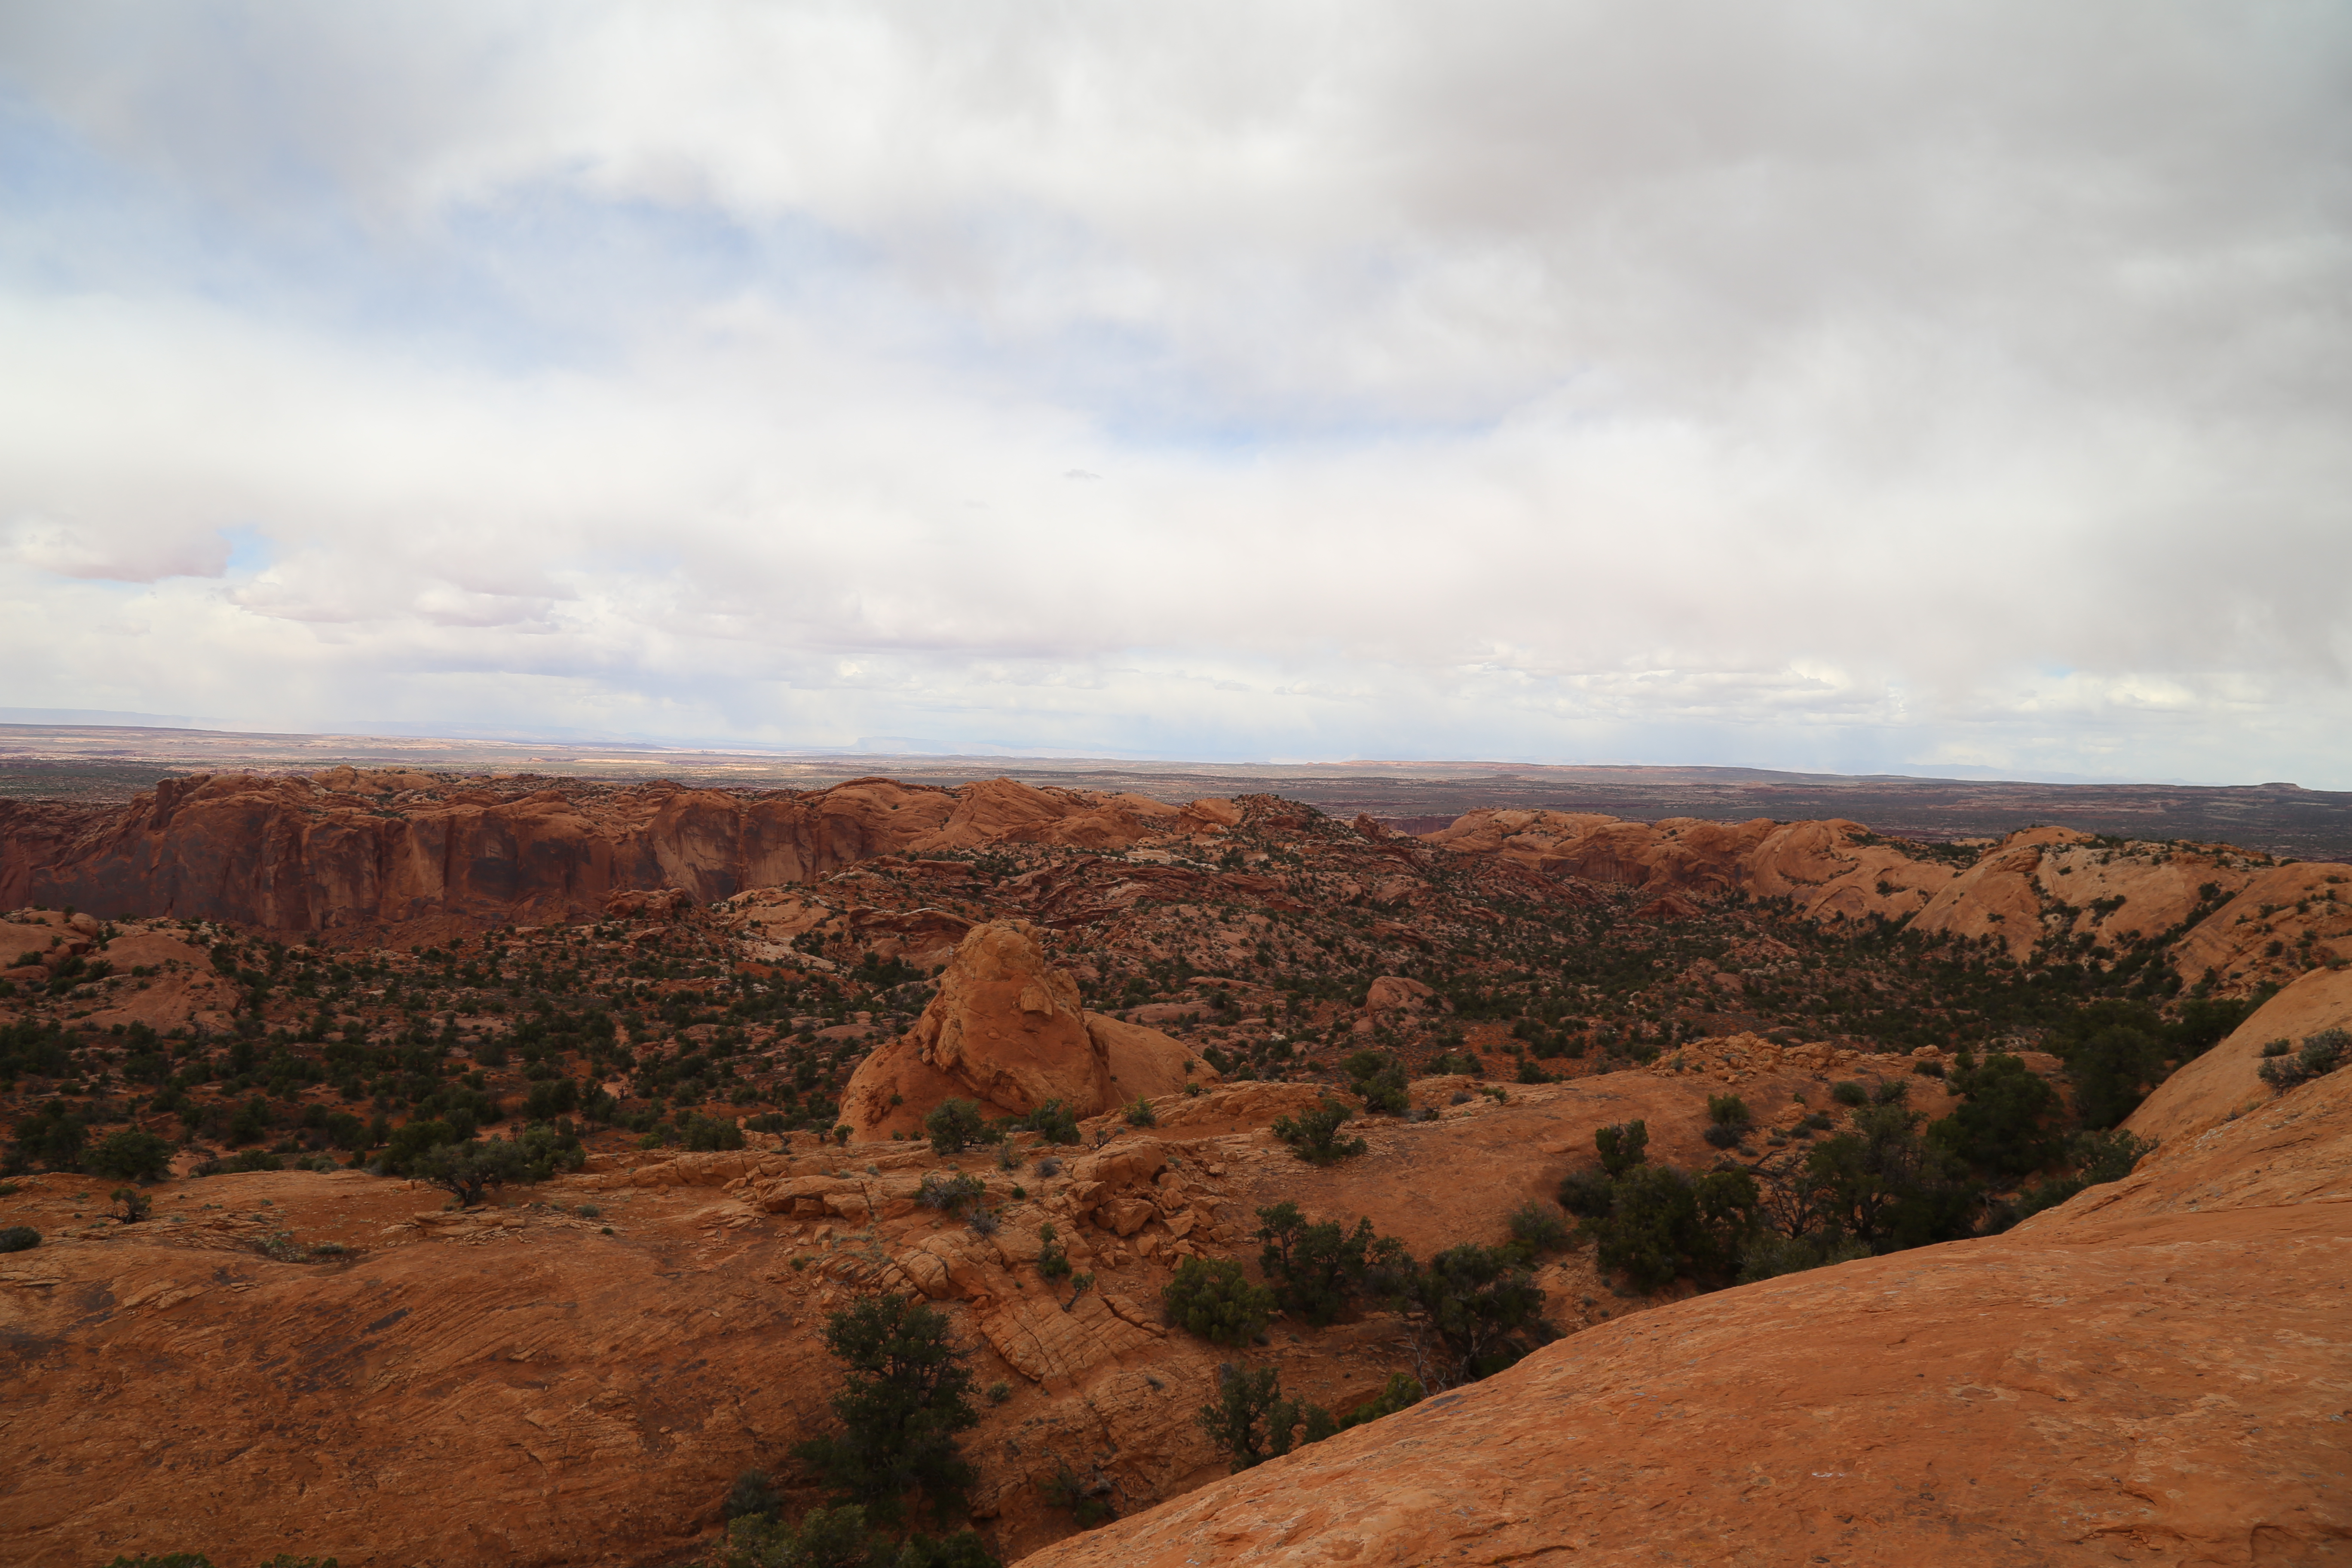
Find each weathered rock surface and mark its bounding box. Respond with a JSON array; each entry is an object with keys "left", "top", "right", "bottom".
[
  {"left": 0, "top": 771, "right": 1234, "bottom": 934},
  {"left": 2126, "top": 961, "right": 2352, "bottom": 1149},
  {"left": 840, "top": 922, "right": 1206, "bottom": 1139},
  {"left": 1426, "top": 809, "right": 2350, "bottom": 993},
  {"left": 1023, "top": 1068, "right": 2352, "bottom": 1568}
]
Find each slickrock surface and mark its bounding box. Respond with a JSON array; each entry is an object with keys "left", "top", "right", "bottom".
[{"left": 1022, "top": 1069, "right": 2352, "bottom": 1568}]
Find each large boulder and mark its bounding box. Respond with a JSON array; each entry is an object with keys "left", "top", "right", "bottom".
[{"left": 840, "top": 922, "right": 1206, "bottom": 1140}]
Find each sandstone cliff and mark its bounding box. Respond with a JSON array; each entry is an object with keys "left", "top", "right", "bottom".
[{"left": 0, "top": 771, "right": 1231, "bottom": 934}]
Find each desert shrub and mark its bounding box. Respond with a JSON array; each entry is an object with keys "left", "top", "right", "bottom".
[
  {"left": 1040, "top": 1463, "right": 1117, "bottom": 1528},
  {"left": 2002, "top": 1127, "right": 2159, "bottom": 1224},
  {"left": 2166, "top": 995, "right": 2260, "bottom": 1060},
  {"left": 916, "top": 1172, "right": 986, "bottom": 1215},
  {"left": 712, "top": 1504, "right": 883, "bottom": 1568},
  {"left": 1255, "top": 1202, "right": 1393, "bottom": 1325},
  {"left": 1555, "top": 1167, "right": 1617, "bottom": 1219},
  {"left": 416, "top": 1137, "right": 530, "bottom": 1207},
  {"left": 1736, "top": 1232, "right": 1873, "bottom": 1282},
  {"left": 523, "top": 1076, "right": 578, "bottom": 1120},
  {"left": 87, "top": 1127, "right": 173, "bottom": 1183},
  {"left": 2260, "top": 1038, "right": 2291, "bottom": 1057},
  {"left": 1803, "top": 1104, "right": 1981, "bottom": 1252},
  {"left": 1196, "top": 1363, "right": 1336, "bottom": 1473},
  {"left": 1161, "top": 1256, "right": 1274, "bottom": 1346},
  {"left": 923, "top": 1098, "right": 987, "bottom": 1155},
  {"left": 227, "top": 1093, "right": 275, "bottom": 1145},
  {"left": 1504, "top": 1200, "right": 1570, "bottom": 1258},
  {"left": 1122, "top": 1097, "right": 1157, "bottom": 1128},
  {"left": 965, "top": 1206, "right": 1000, "bottom": 1237},
  {"left": 1871, "top": 1078, "right": 1908, "bottom": 1106},
  {"left": 1272, "top": 1100, "right": 1366, "bottom": 1165},
  {"left": 677, "top": 1111, "right": 746, "bottom": 1152},
  {"left": 1702, "top": 1123, "right": 1743, "bottom": 1148},
  {"left": 2259, "top": 1028, "right": 2350, "bottom": 1093},
  {"left": 2049, "top": 999, "right": 2168, "bottom": 1129},
  {"left": 724, "top": 1467, "right": 782, "bottom": 1522},
  {"left": 1928, "top": 1052, "right": 2061, "bottom": 1177},
  {"left": 379, "top": 1117, "right": 462, "bottom": 1175},
  {"left": 97, "top": 1557, "right": 220, "bottom": 1568},
  {"left": 1034, "top": 1222, "right": 1072, "bottom": 1281},
  {"left": 1706, "top": 1094, "right": 1752, "bottom": 1129},
  {"left": 1390, "top": 1242, "right": 1552, "bottom": 1386},
  {"left": 1011, "top": 1099, "right": 1080, "bottom": 1145},
  {"left": 790, "top": 1293, "right": 979, "bottom": 1528},
  {"left": 0, "top": 1225, "right": 39, "bottom": 1252},
  {"left": 112, "top": 1186, "right": 152, "bottom": 1223},
  {"left": 1593, "top": 1119, "right": 1647, "bottom": 1177},
  {"left": 6, "top": 1102, "right": 88, "bottom": 1173},
  {"left": 515, "top": 1119, "right": 587, "bottom": 1179},
  {"left": 196, "top": 1149, "right": 282, "bottom": 1176},
  {"left": 1829, "top": 1081, "right": 1868, "bottom": 1108},
  {"left": 1340, "top": 1370, "right": 1425, "bottom": 1429},
  {"left": 1587, "top": 1165, "right": 1760, "bottom": 1292},
  {"left": 1340, "top": 1050, "right": 1410, "bottom": 1116}
]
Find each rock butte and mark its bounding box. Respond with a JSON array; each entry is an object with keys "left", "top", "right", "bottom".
[{"left": 0, "top": 769, "right": 2346, "bottom": 1564}]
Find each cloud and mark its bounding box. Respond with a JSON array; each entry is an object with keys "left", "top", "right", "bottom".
[{"left": 0, "top": 2, "right": 2346, "bottom": 782}]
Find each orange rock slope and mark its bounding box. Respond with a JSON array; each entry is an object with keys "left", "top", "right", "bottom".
[{"left": 1023, "top": 1057, "right": 2352, "bottom": 1568}]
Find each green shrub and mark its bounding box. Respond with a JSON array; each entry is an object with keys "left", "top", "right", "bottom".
[
  {"left": 1271, "top": 1100, "right": 1366, "bottom": 1165},
  {"left": 724, "top": 1467, "right": 781, "bottom": 1522},
  {"left": 1829, "top": 1081, "right": 1868, "bottom": 1108},
  {"left": 1122, "top": 1096, "right": 1157, "bottom": 1128},
  {"left": 0, "top": 1225, "right": 39, "bottom": 1252},
  {"left": 2259, "top": 1028, "right": 2349, "bottom": 1093},
  {"left": 1034, "top": 1222, "right": 1072, "bottom": 1281},
  {"left": 1196, "top": 1363, "right": 1335, "bottom": 1473},
  {"left": 2049, "top": 1000, "right": 2168, "bottom": 1129},
  {"left": 1589, "top": 1166, "right": 1760, "bottom": 1292},
  {"left": 416, "top": 1138, "right": 529, "bottom": 1207},
  {"left": 1556, "top": 1167, "right": 1616, "bottom": 1219},
  {"left": 1705, "top": 1094, "right": 1752, "bottom": 1128},
  {"left": 1161, "top": 1256, "right": 1274, "bottom": 1346},
  {"left": 2003, "top": 1127, "right": 2159, "bottom": 1223},
  {"left": 87, "top": 1127, "right": 174, "bottom": 1183},
  {"left": 195, "top": 1149, "right": 282, "bottom": 1176},
  {"left": 1339, "top": 1369, "right": 1424, "bottom": 1429},
  {"left": 1255, "top": 1202, "right": 1391, "bottom": 1325},
  {"left": 923, "top": 1098, "right": 988, "bottom": 1155},
  {"left": 1504, "top": 1200, "right": 1569, "bottom": 1257},
  {"left": 916, "top": 1172, "right": 986, "bottom": 1215},
  {"left": 1927, "top": 1052, "right": 2061, "bottom": 1177},
  {"left": 790, "top": 1293, "right": 979, "bottom": 1529},
  {"left": 1390, "top": 1242, "right": 1551, "bottom": 1385},
  {"left": 1594, "top": 1119, "right": 1647, "bottom": 1177},
  {"left": 1041, "top": 1464, "right": 1117, "bottom": 1528},
  {"left": 1012, "top": 1099, "right": 1080, "bottom": 1145},
  {"left": 1340, "top": 1050, "right": 1410, "bottom": 1116}
]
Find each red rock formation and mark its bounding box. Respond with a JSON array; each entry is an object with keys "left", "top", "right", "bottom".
[
  {"left": 0, "top": 770, "right": 1234, "bottom": 934},
  {"left": 839, "top": 922, "right": 1207, "bottom": 1140}
]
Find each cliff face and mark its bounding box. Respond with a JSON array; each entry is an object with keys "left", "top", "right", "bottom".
[{"left": 0, "top": 769, "right": 1208, "bottom": 932}]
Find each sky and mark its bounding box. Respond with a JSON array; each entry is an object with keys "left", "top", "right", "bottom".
[{"left": 2, "top": 3, "right": 2349, "bottom": 785}]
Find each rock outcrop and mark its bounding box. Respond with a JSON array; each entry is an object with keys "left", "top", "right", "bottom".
[
  {"left": 1023, "top": 1064, "right": 2352, "bottom": 1568},
  {"left": 839, "top": 922, "right": 1207, "bottom": 1139},
  {"left": 1426, "top": 809, "right": 2351, "bottom": 993}
]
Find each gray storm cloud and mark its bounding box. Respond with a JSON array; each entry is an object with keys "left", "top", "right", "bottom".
[{"left": 0, "top": 1, "right": 2346, "bottom": 780}]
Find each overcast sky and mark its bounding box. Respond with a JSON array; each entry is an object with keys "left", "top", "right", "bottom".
[{"left": 3, "top": 3, "right": 2348, "bottom": 784}]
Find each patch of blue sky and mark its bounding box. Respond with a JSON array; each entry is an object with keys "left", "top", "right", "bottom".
[{"left": 218, "top": 524, "right": 273, "bottom": 576}]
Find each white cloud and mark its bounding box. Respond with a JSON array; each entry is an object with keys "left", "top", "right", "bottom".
[{"left": 0, "top": 1, "right": 2346, "bottom": 782}]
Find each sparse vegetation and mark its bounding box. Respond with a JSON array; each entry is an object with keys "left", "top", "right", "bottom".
[{"left": 1161, "top": 1256, "right": 1275, "bottom": 1346}]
